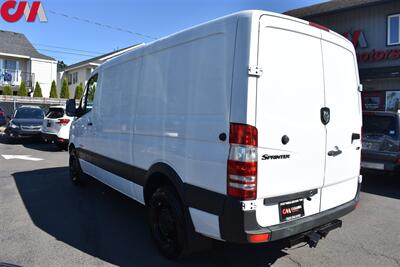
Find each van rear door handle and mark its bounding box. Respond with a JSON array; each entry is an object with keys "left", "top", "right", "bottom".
[
  {"left": 351, "top": 133, "right": 360, "bottom": 143},
  {"left": 88, "top": 122, "right": 93, "bottom": 126},
  {"left": 328, "top": 146, "right": 342, "bottom": 157}
]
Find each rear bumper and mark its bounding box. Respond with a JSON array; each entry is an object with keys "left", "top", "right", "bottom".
[
  {"left": 219, "top": 182, "right": 361, "bottom": 243},
  {"left": 41, "top": 132, "right": 68, "bottom": 143},
  {"left": 362, "top": 151, "right": 400, "bottom": 172},
  {"left": 5, "top": 128, "right": 41, "bottom": 138}
]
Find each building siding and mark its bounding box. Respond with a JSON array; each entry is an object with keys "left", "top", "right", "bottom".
[{"left": 309, "top": 1, "right": 400, "bottom": 70}]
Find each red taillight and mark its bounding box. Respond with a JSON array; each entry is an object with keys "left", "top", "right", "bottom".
[
  {"left": 247, "top": 233, "right": 270, "bottom": 243},
  {"left": 228, "top": 161, "right": 257, "bottom": 176},
  {"left": 57, "top": 118, "right": 70, "bottom": 126},
  {"left": 228, "top": 123, "right": 258, "bottom": 200},
  {"left": 309, "top": 21, "right": 330, "bottom": 32},
  {"left": 230, "top": 123, "right": 258, "bottom": 147},
  {"left": 0, "top": 111, "right": 4, "bottom": 116}
]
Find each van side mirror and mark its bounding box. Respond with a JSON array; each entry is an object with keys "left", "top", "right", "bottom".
[{"left": 66, "top": 99, "right": 77, "bottom": 117}]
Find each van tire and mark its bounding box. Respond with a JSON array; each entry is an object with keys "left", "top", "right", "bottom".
[
  {"left": 69, "top": 149, "right": 86, "bottom": 185},
  {"left": 148, "top": 186, "right": 192, "bottom": 260}
]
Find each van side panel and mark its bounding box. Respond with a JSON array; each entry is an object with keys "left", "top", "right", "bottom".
[
  {"left": 94, "top": 58, "right": 142, "bottom": 199},
  {"left": 133, "top": 20, "right": 237, "bottom": 198}
]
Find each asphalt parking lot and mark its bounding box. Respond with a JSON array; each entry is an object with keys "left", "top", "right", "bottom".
[{"left": 0, "top": 136, "right": 399, "bottom": 267}]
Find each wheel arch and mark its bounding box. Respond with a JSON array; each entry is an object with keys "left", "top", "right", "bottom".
[{"left": 143, "top": 162, "right": 186, "bottom": 207}]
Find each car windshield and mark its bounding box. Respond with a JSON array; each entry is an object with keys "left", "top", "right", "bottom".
[
  {"left": 15, "top": 108, "right": 44, "bottom": 119},
  {"left": 363, "top": 115, "right": 398, "bottom": 137}
]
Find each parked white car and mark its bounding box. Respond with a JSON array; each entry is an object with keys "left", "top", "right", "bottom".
[
  {"left": 41, "top": 106, "right": 73, "bottom": 149},
  {"left": 66, "top": 10, "right": 362, "bottom": 259}
]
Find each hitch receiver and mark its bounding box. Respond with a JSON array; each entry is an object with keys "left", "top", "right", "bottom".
[
  {"left": 288, "top": 219, "right": 342, "bottom": 248},
  {"left": 306, "top": 232, "right": 321, "bottom": 248}
]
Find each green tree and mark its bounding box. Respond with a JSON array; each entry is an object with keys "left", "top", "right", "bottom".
[
  {"left": 17, "top": 81, "right": 28, "bottom": 96},
  {"left": 49, "top": 80, "right": 58, "bottom": 98},
  {"left": 33, "top": 82, "right": 43, "bottom": 97},
  {"left": 74, "top": 82, "right": 84, "bottom": 99},
  {"left": 88, "top": 84, "right": 96, "bottom": 102},
  {"left": 3, "top": 85, "right": 13, "bottom": 96},
  {"left": 60, "top": 79, "right": 70, "bottom": 99}
]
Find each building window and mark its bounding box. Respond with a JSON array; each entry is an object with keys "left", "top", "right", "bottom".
[
  {"left": 4, "top": 59, "right": 18, "bottom": 70},
  {"left": 73, "top": 72, "right": 78, "bottom": 84},
  {"left": 388, "top": 14, "right": 400, "bottom": 45},
  {"left": 68, "top": 73, "right": 72, "bottom": 85}
]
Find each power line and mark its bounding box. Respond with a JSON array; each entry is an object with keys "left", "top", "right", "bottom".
[
  {"left": 33, "top": 43, "right": 105, "bottom": 55},
  {"left": 48, "top": 10, "right": 158, "bottom": 40},
  {"left": 36, "top": 48, "right": 96, "bottom": 58}
]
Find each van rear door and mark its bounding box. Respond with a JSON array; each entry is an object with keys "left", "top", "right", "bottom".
[
  {"left": 256, "top": 16, "right": 326, "bottom": 201},
  {"left": 320, "top": 33, "right": 361, "bottom": 211}
]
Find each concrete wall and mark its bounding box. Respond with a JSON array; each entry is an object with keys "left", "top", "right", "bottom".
[{"left": 0, "top": 96, "right": 66, "bottom": 117}]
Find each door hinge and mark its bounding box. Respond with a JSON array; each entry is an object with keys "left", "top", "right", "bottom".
[{"left": 248, "top": 65, "right": 263, "bottom": 77}]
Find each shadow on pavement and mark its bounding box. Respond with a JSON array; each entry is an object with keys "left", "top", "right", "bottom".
[
  {"left": 0, "top": 135, "right": 62, "bottom": 152},
  {"left": 22, "top": 142, "right": 64, "bottom": 152},
  {"left": 361, "top": 172, "right": 400, "bottom": 200},
  {"left": 13, "top": 167, "right": 288, "bottom": 267}
]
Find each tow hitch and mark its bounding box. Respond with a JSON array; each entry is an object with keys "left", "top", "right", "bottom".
[
  {"left": 288, "top": 219, "right": 342, "bottom": 248},
  {"left": 305, "top": 232, "right": 321, "bottom": 248}
]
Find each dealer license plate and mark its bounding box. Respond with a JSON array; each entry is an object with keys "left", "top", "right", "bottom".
[
  {"left": 361, "top": 162, "right": 384, "bottom": 170},
  {"left": 279, "top": 198, "right": 305, "bottom": 222}
]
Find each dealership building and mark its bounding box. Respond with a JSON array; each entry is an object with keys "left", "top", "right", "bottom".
[{"left": 286, "top": 0, "right": 400, "bottom": 112}]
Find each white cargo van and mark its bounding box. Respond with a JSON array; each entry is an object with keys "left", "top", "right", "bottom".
[{"left": 66, "top": 10, "right": 362, "bottom": 259}]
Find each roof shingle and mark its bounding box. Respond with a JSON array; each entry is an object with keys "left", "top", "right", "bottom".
[
  {"left": 0, "top": 30, "right": 55, "bottom": 61},
  {"left": 285, "top": 0, "right": 394, "bottom": 19}
]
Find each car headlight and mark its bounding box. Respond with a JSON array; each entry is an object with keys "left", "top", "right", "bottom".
[{"left": 10, "top": 122, "right": 19, "bottom": 129}]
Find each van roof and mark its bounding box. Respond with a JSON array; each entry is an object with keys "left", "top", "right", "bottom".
[
  {"left": 99, "top": 10, "right": 306, "bottom": 68},
  {"left": 99, "top": 10, "right": 352, "bottom": 70}
]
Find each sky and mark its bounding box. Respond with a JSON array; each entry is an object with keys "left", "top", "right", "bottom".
[{"left": 0, "top": 0, "right": 328, "bottom": 65}]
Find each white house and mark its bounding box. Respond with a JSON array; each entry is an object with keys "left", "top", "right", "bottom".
[
  {"left": 58, "top": 43, "right": 144, "bottom": 97},
  {"left": 0, "top": 30, "right": 57, "bottom": 97}
]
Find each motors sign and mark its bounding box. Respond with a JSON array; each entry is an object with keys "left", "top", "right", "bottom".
[
  {"left": 0, "top": 0, "right": 47, "bottom": 22},
  {"left": 343, "top": 30, "right": 400, "bottom": 63}
]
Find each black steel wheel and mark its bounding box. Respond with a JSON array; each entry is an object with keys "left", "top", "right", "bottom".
[{"left": 148, "top": 186, "right": 191, "bottom": 259}]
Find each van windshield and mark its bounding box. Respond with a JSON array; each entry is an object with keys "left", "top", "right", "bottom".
[{"left": 363, "top": 115, "right": 398, "bottom": 137}]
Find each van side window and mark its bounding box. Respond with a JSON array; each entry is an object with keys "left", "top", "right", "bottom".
[{"left": 81, "top": 74, "right": 98, "bottom": 114}]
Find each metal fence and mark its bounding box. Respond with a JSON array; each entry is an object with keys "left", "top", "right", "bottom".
[{"left": 0, "top": 96, "right": 66, "bottom": 117}]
